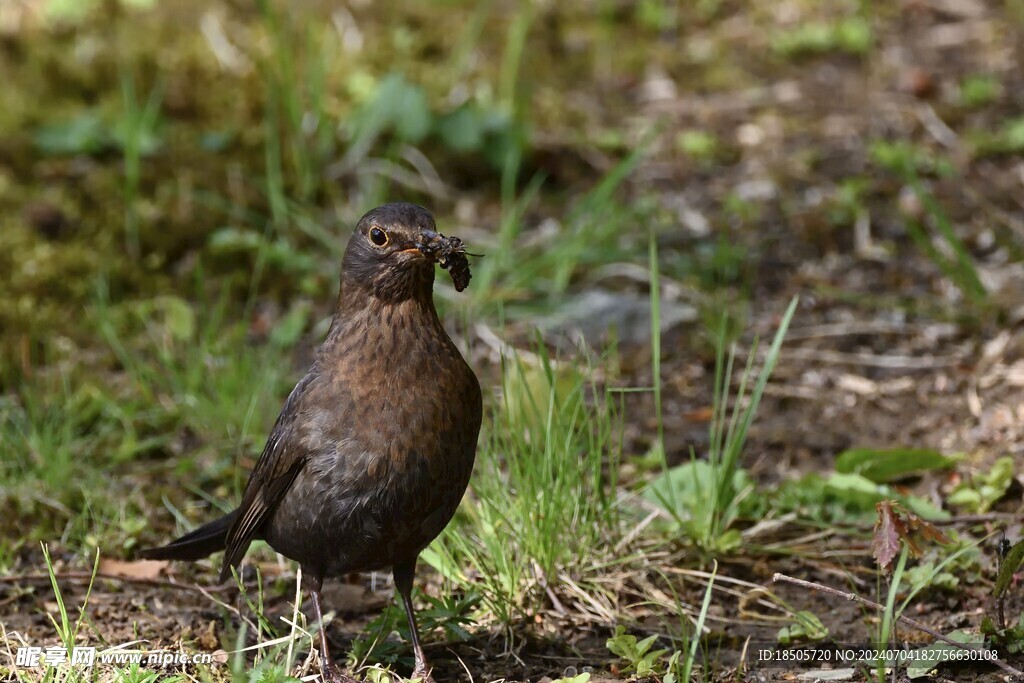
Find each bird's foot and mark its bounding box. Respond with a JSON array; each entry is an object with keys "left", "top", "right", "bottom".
[
  {"left": 320, "top": 660, "right": 360, "bottom": 683},
  {"left": 410, "top": 663, "right": 435, "bottom": 683}
]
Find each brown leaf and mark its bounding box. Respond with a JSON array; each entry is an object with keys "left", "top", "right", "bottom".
[
  {"left": 683, "top": 406, "right": 715, "bottom": 422},
  {"left": 98, "top": 558, "right": 168, "bottom": 580},
  {"left": 873, "top": 501, "right": 906, "bottom": 571},
  {"left": 906, "top": 511, "right": 950, "bottom": 545}
]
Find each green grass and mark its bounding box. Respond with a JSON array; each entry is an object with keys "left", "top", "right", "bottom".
[
  {"left": 118, "top": 69, "right": 163, "bottom": 259},
  {"left": 0, "top": 280, "right": 294, "bottom": 561},
  {"left": 424, "top": 343, "right": 623, "bottom": 626},
  {"left": 771, "top": 16, "right": 872, "bottom": 57},
  {"left": 645, "top": 293, "right": 798, "bottom": 553}
]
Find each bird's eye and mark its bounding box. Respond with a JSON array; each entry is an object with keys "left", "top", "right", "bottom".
[{"left": 369, "top": 227, "right": 389, "bottom": 247}]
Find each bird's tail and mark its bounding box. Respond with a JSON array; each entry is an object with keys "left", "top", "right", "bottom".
[{"left": 138, "top": 510, "right": 237, "bottom": 563}]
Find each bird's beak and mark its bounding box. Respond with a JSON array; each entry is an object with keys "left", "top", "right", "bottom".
[{"left": 400, "top": 230, "right": 441, "bottom": 260}]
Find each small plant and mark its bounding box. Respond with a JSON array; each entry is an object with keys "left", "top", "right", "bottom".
[
  {"left": 42, "top": 543, "right": 100, "bottom": 659},
  {"left": 606, "top": 626, "right": 669, "bottom": 678},
  {"left": 777, "top": 610, "right": 829, "bottom": 644},
  {"left": 422, "top": 337, "right": 621, "bottom": 625},
  {"left": 769, "top": 470, "right": 947, "bottom": 525},
  {"left": 959, "top": 74, "right": 1002, "bottom": 107},
  {"left": 550, "top": 673, "right": 591, "bottom": 683},
  {"left": 972, "top": 116, "right": 1024, "bottom": 155},
  {"left": 348, "top": 591, "right": 480, "bottom": 671},
  {"left": 362, "top": 664, "right": 399, "bottom": 683},
  {"left": 676, "top": 130, "right": 718, "bottom": 162},
  {"left": 827, "top": 177, "right": 869, "bottom": 229},
  {"left": 646, "top": 297, "right": 798, "bottom": 551},
  {"left": 870, "top": 501, "right": 984, "bottom": 680},
  {"left": 947, "top": 456, "right": 1016, "bottom": 513},
  {"left": 771, "top": 16, "right": 872, "bottom": 57},
  {"left": 606, "top": 631, "right": 691, "bottom": 682},
  {"left": 869, "top": 140, "right": 953, "bottom": 177},
  {"left": 869, "top": 142, "right": 986, "bottom": 307},
  {"left": 606, "top": 565, "right": 717, "bottom": 681}
]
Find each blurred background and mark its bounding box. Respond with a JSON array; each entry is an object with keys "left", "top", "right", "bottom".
[{"left": 2, "top": 0, "right": 1023, "bottom": 681}]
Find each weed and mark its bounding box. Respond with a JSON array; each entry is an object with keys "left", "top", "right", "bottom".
[
  {"left": 474, "top": 144, "right": 653, "bottom": 303},
  {"left": 606, "top": 626, "right": 669, "bottom": 677},
  {"left": 257, "top": 0, "right": 336, "bottom": 210},
  {"left": 676, "top": 130, "right": 719, "bottom": 163},
  {"left": 946, "top": 456, "right": 1016, "bottom": 513},
  {"left": 869, "top": 140, "right": 952, "bottom": 178},
  {"left": 646, "top": 297, "right": 798, "bottom": 551},
  {"left": 771, "top": 17, "right": 872, "bottom": 57},
  {"left": 605, "top": 562, "right": 715, "bottom": 683},
  {"left": 43, "top": 543, "right": 100, "bottom": 660},
  {"left": 869, "top": 142, "right": 986, "bottom": 306},
  {"left": 118, "top": 70, "right": 164, "bottom": 258},
  {"left": 425, "top": 345, "right": 622, "bottom": 623},
  {"left": 903, "top": 179, "right": 987, "bottom": 306},
  {"left": 959, "top": 74, "right": 1002, "bottom": 108},
  {"left": 348, "top": 591, "right": 479, "bottom": 671}
]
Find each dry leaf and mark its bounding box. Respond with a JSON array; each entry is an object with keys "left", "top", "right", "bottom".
[
  {"left": 872, "top": 501, "right": 905, "bottom": 571},
  {"left": 98, "top": 558, "right": 168, "bottom": 580}
]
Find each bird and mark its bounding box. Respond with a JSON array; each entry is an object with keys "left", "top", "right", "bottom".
[{"left": 141, "top": 203, "right": 483, "bottom": 683}]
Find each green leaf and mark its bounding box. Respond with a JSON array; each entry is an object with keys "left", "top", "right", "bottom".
[
  {"left": 645, "top": 461, "right": 752, "bottom": 513},
  {"left": 959, "top": 75, "right": 1001, "bottom": 108},
  {"left": 550, "top": 675, "right": 590, "bottom": 683},
  {"left": 999, "top": 116, "right": 1024, "bottom": 152},
  {"left": 606, "top": 626, "right": 667, "bottom": 673},
  {"left": 645, "top": 460, "right": 756, "bottom": 540},
  {"left": 268, "top": 302, "right": 311, "bottom": 349},
  {"left": 45, "top": 0, "right": 97, "bottom": 21},
  {"left": 824, "top": 472, "right": 948, "bottom": 520},
  {"left": 155, "top": 296, "right": 196, "bottom": 343},
  {"left": 34, "top": 113, "right": 108, "bottom": 156},
  {"left": 355, "top": 73, "right": 432, "bottom": 143},
  {"left": 777, "top": 610, "right": 828, "bottom": 644},
  {"left": 825, "top": 472, "right": 887, "bottom": 507},
  {"left": 835, "top": 448, "right": 956, "bottom": 483},
  {"left": 436, "top": 106, "right": 486, "bottom": 152},
  {"left": 207, "top": 226, "right": 264, "bottom": 252},
  {"left": 948, "top": 456, "right": 1015, "bottom": 513},
  {"left": 995, "top": 539, "right": 1024, "bottom": 598},
  {"left": 904, "top": 562, "right": 960, "bottom": 592}
]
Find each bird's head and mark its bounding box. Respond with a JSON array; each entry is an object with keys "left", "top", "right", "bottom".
[{"left": 340, "top": 202, "right": 453, "bottom": 306}]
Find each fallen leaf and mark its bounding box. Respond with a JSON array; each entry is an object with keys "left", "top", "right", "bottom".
[
  {"left": 873, "top": 501, "right": 905, "bottom": 571},
  {"left": 99, "top": 558, "right": 168, "bottom": 580}
]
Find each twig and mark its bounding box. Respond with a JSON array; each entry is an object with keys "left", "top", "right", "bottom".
[{"left": 773, "top": 572, "right": 1024, "bottom": 679}]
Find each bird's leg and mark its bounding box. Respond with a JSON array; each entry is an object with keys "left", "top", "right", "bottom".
[
  {"left": 393, "top": 558, "right": 434, "bottom": 683},
  {"left": 307, "top": 573, "right": 357, "bottom": 683}
]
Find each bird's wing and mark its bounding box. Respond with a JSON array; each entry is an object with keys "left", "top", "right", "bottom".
[{"left": 219, "top": 372, "right": 318, "bottom": 582}]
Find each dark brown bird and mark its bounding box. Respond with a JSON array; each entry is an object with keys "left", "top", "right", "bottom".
[{"left": 141, "top": 203, "right": 482, "bottom": 682}]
